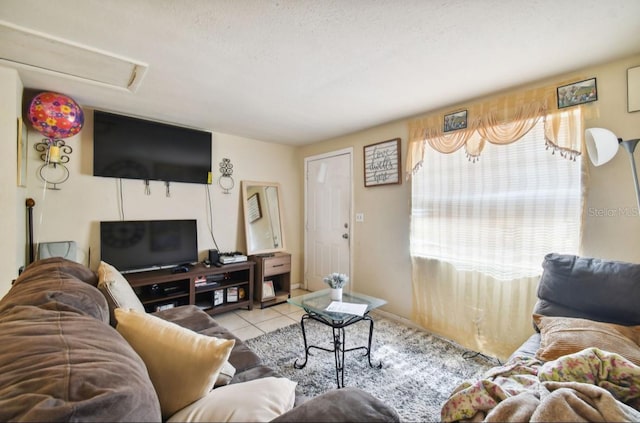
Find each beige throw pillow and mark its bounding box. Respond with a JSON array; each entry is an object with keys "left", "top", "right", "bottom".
[
  {"left": 97, "top": 261, "right": 145, "bottom": 313},
  {"left": 167, "top": 377, "right": 297, "bottom": 423},
  {"left": 534, "top": 314, "right": 640, "bottom": 365},
  {"left": 115, "top": 308, "right": 235, "bottom": 419}
]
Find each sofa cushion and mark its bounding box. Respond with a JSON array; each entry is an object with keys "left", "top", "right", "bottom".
[
  {"left": 97, "top": 261, "right": 145, "bottom": 325},
  {"left": 15, "top": 256, "right": 99, "bottom": 287},
  {"left": 534, "top": 253, "right": 640, "bottom": 327},
  {"left": 271, "top": 387, "right": 401, "bottom": 422},
  {"left": 167, "top": 377, "right": 297, "bottom": 423},
  {"left": 0, "top": 259, "right": 161, "bottom": 422},
  {"left": 115, "top": 308, "right": 235, "bottom": 419},
  {"left": 534, "top": 314, "right": 640, "bottom": 365},
  {"left": 0, "top": 258, "right": 108, "bottom": 322},
  {"left": 215, "top": 361, "right": 237, "bottom": 387}
]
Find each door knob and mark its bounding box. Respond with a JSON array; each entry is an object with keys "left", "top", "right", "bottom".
[{"left": 342, "top": 233, "right": 349, "bottom": 239}]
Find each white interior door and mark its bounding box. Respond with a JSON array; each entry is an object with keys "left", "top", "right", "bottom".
[{"left": 305, "top": 150, "right": 352, "bottom": 291}]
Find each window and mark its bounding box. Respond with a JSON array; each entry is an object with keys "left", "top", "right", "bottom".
[{"left": 410, "top": 116, "right": 583, "bottom": 280}]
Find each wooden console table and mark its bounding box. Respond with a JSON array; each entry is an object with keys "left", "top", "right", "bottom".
[{"left": 124, "top": 261, "right": 255, "bottom": 315}]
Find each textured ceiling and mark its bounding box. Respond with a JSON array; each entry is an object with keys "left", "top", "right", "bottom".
[{"left": 2, "top": 0, "right": 640, "bottom": 145}]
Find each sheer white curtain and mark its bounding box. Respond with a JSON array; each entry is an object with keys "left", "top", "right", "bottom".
[{"left": 410, "top": 114, "right": 585, "bottom": 360}]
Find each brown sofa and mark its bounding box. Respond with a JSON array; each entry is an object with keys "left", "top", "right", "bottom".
[{"left": 0, "top": 258, "right": 399, "bottom": 422}]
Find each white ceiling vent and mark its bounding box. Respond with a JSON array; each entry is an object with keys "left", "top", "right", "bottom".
[{"left": 0, "top": 20, "right": 147, "bottom": 92}]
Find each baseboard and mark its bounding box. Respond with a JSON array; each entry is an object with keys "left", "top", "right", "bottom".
[
  {"left": 291, "top": 282, "right": 301, "bottom": 290},
  {"left": 371, "top": 309, "right": 427, "bottom": 332}
]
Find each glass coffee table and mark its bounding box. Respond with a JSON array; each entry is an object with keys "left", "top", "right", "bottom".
[{"left": 287, "top": 289, "right": 387, "bottom": 388}]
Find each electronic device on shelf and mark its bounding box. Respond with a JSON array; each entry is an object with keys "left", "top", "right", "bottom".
[
  {"left": 219, "top": 251, "right": 248, "bottom": 264},
  {"left": 194, "top": 274, "right": 222, "bottom": 291},
  {"left": 203, "top": 259, "right": 222, "bottom": 268},
  {"left": 171, "top": 264, "right": 190, "bottom": 274}
]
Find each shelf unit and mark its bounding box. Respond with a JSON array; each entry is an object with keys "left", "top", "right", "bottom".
[
  {"left": 124, "top": 261, "right": 255, "bottom": 315},
  {"left": 250, "top": 252, "right": 291, "bottom": 309}
]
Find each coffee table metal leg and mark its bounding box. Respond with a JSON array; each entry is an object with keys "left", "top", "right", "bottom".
[
  {"left": 293, "top": 314, "right": 311, "bottom": 369},
  {"left": 332, "top": 327, "right": 346, "bottom": 388},
  {"left": 364, "top": 315, "right": 383, "bottom": 369}
]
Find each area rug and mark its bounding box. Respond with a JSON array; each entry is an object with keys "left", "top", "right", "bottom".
[{"left": 245, "top": 313, "right": 495, "bottom": 422}]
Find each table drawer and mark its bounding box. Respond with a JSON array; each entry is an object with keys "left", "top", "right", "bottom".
[{"left": 263, "top": 256, "right": 291, "bottom": 277}]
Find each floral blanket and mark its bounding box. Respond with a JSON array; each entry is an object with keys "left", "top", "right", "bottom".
[{"left": 441, "top": 348, "right": 640, "bottom": 422}]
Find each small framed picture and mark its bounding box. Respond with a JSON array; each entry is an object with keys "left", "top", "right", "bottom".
[
  {"left": 213, "top": 289, "right": 224, "bottom": 306},
  {"left": 444, "top": 110, "right": 467, "bottom": 133},
  {"left": 247, "top": 193, "right": 262, "bottom": 223},
  {"left": 262, "top": 280, "right": 275, "bottom": 300},
  {"left": 226, "top": 287, "right": 238, "bottom": 302},
  {"left": 557, "top": 78, "right": 598, "bottom": 109}
]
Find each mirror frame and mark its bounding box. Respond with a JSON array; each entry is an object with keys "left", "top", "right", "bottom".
[
  {"left": 241, "top": 180, "right": 287, "bottom": 256},
  {"left": 629, "top": 65, "right": 640, "bottom": 113}
]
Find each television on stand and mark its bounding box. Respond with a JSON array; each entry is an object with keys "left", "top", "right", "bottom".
[{"left": 100, "top": 219, "right": 198, "bottom": 274}]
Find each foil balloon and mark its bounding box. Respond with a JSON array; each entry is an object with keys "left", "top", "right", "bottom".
[{"left": 28, "top": 92, "right": 84, "bottom": 140}]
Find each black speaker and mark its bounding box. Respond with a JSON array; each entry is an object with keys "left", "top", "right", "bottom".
[{"left": 208, "top": 249, "right": 219, "bottom": 264}]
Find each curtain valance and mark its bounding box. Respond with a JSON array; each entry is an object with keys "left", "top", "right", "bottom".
[{"left": 407, "top": 79, "right": 594, "bottom": 177}]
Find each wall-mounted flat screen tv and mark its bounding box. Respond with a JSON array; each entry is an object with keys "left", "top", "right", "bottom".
[
  {"left": 93, "top": 110, "right": 212, "bottom": 184},
  {"left": 100, "top": 219, "right": 198, "bottom": 273}
]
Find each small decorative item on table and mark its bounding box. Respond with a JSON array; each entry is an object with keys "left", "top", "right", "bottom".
[
  {"left": 226, "top": 287, "right": 238, "bottom": 302},
  {"left": 262, "top": 280, "right": 275, "bottom": 300},
  {"left": 323, "top": 272, "right": 349, "bottom": 301},
  {"left": 155, "top": 302, "right": 176, "bottom": 312},
  {"left": 213, "top": 289, "right": 224, "bottom": 306}
]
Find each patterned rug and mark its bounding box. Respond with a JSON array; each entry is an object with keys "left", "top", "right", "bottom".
[{"left": 245, "top": 313, "right": 495, "bottom": 422}]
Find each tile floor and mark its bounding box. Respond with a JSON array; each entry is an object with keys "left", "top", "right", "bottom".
[{"left": 213, "top": 288, "right": 309, "bottom": 341}]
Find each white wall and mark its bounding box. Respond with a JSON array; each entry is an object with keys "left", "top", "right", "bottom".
[{"left": 0, "top": 67, "right": 24, "bottom": 297}]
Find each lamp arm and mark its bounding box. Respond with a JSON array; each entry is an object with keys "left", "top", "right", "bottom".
[{"left": 620, "top": 139, "right": 640, "bottom": 213}]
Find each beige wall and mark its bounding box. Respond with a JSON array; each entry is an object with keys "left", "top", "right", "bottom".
[
  {"left": 298, "top": 123, "right": 412, "bottom": 319},
  {"left": 0, "top": 92, "right": 303, "bottom": 296},
  {"left": 298, "top": 54, "right": 640, "bottom": 322},
  {"left": 0, "top": 67, "right": 25, "bottom": 297},
  {"left": 3, "top": 54, "right": 639, "bottom": 321},
  {"left": 581, "top": 55, "right": 640, "bottom": 261}
]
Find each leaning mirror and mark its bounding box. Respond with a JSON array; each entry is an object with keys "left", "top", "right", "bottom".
[{"left": 241, "top": 181, "right": 286, "bottom": 255}]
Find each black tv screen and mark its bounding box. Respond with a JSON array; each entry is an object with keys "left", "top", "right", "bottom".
[
  {"left": 93, "top": 110, "right": 212, "bottom": 184},
  {"left": 100, "top": 219, "right": 198, "bottom": 273}
]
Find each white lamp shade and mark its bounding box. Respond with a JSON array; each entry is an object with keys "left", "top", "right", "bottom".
[{"left": 585, "top": 127, "right": 619, "bottom": 166}]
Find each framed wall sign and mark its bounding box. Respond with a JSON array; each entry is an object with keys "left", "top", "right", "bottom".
[{"left": 363, "top": 138, "right": 401, "bottom": 187}]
